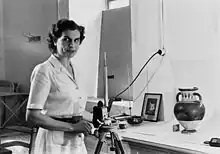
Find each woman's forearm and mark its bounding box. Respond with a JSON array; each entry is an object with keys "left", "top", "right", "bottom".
[{"left": 26, "top": 110, "right": 74, "bottom": 132}]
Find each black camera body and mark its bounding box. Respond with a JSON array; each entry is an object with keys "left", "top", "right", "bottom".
[{"left": 92, "top": 101, "right": 105, "bottom": 128}]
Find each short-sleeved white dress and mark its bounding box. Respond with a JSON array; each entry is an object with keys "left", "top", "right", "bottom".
[{"left": 27, "top": 55, "right": 88, "bottom": 154}]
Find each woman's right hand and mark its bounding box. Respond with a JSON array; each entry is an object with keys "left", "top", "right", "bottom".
[{"left": 71, "top": 120, "right": 93, "bottom": 135}]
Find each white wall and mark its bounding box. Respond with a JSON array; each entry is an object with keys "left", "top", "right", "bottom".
[
  {"left": 58, "top": 0, "right": 69, "bottom": 19},
  {"left": 130, "top": 0, "right": 174, "bottom": 120},
  {"left": 131, "top": 0, "right": 220, "bottom": 121},
  {"left": 0, "top": 0, "right": 5, "bottom": 79},
  {"left": 1, "top": 0, "right": 105, "bottom": 94},
  {"left": 69, "top": 0, "right": 106, "bottom": 28},
  {"left": 165, "top": 0, "right": 220, "bottom": 117},
  {"left": 69, "top": 0, "right": 106, "bottom": 97},
  {"left": 1, "top": 0, "right": 57, "bottom": 92}
]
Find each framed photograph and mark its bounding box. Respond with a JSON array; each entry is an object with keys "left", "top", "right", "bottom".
[{"left": 141, "top": 93, "right": 162, "bottom": 122}]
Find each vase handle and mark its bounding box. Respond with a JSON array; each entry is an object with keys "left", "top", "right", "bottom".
[
  {"left": 193, "top": 92, "right": 202, "bottom": 101},
  {"left": 176, "top": 92, "right": 181, "bottom": 103}
]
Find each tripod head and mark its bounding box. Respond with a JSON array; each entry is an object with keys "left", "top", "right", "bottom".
[
  {"left": 92, "top": 52, "right": 117, "bottom": 128},
  {"left": 92, "top": 99, "right": 116, "bottom": 128}
]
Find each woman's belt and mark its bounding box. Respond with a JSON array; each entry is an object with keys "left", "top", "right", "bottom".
[{"left": 51, "top": 116, "right": 82, "bottom": 124}]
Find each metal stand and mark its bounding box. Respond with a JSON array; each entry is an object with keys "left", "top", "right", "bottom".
[
  {"left": 94, "top": 52, "right": 125, "bottom": 154},
  {"left": 94, "top": 126, "right": 125, "bottom": 154}
]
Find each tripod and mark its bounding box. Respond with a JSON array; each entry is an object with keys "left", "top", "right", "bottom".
[{"left": 94, "top": 126, "right": 125, "bottom": 154}]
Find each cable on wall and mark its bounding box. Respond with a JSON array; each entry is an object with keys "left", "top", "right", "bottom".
[
  {"left": 113, "top": 0, "right": 166, "bottom": 100},
  {"left": 160, "top": 0, "right": 165, "bottom": 51},
  {"left": 133, "top": 56, "right": 164, "bottom": 102},
  {"left": 134, "top": 0, "right": 167, "bottom": 101},
  {"left": 113, "top": 51, "right": 162, "bottom": 99}
]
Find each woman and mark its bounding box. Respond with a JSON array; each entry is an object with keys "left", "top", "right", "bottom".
[{"left": 26, "top": 19, "right": 93, "bottom": 154}]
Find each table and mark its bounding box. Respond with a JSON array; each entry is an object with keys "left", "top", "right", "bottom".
[
  {"left": 0, "top": 92, "right": 29, "bottom": 128},
  {"left": 118, "top": 117, "right": 220, "bottom": 154}
]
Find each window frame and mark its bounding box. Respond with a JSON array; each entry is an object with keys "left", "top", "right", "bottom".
[{"left": 106, "top": 0, "right": 130, "bottom": 10}]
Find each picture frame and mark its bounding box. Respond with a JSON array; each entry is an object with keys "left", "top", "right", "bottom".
[{"left": 141, "top": 93, "right": 162, "bottom": 122}]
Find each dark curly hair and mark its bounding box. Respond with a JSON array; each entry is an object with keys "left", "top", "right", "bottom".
[{"left": 47, "top": 18, "right": 85, "bottom": 53}]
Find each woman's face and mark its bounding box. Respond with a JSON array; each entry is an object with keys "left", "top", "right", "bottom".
[{"left": 55, "top": 29, "right": 81, "bottom": 59}]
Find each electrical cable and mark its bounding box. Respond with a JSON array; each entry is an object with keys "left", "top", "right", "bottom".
[
  {"left": 160, "top": 0, "right": 165, "bottom": 50},
  {"left": 133, "top": 55, "right": 164, "bottom": 102},
  {"left": 133, "top": 0, "right": 166, "bottom": 102},
  {"left": 133, "top": 0, "right": 167, "bottom": 102},
  {"left": 113, "top": 0, "right": 166, "bottom": 100},
  {"left": 114, "top": 50, "right": 164, "bottom": 99}
]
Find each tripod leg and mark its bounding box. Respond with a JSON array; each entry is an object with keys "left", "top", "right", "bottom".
[
  {"left": 114, "top": 140, "right": 121, "bottom": 154},
  {"left": 94, "top": 133, "right": 106, "bottom": 154},
  {"left": 94, "top": 140, "right": 104, "bottom": 154},
  {"left": 112, "top": 132, "right": 125, "bottom": 154},
  {"left": 115, "top": 139, "right": 125, "bottom": 154},
  {"left": 110, "top": 132, "right": 116, "bottom": 152}
]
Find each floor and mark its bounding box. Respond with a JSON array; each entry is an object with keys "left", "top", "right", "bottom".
[
  {"left": 0, "top": 132, "right": 129, "bottom": 154},
  {"left": 0, "top": 135, "right": 108, "bottom": 154},
  {"left": 0, "top": 133, "right": 106, "bottom": 154}
]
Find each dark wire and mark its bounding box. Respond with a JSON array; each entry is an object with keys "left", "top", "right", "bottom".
[{"left": 114, "top": 51, "right": 160, "bottom": 99}]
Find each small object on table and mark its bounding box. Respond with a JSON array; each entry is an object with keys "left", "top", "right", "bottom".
[
  {"left": 127, "top": 116, "right": 143, "bottom": 125},
  {"left": 119, "top": 123, "right": 127, "bottom": 129},
  {"left": 118, "top": 120, "right": 127, "bottom": 129},
  {"left": 204, "top": 138, "right": 220, "bottom": 147},
  {"left": 172, "top": 124, "right": 180, "bottom": 132}
]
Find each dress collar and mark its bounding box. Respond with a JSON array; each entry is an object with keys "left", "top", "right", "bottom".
[
  {"left": 48, "top": 54, "right": 78, "bottom": 86},
  {"left": 48, "top": 54, "right": 62, "bottom": 70}
]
